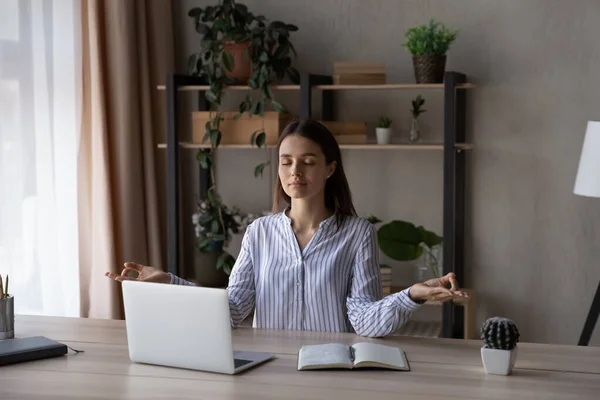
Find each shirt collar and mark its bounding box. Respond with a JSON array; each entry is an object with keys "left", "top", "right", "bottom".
[{"left": 280, "top": 205, "right": 337, "bottom": 231}]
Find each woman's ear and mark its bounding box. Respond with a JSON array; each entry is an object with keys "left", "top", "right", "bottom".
[{"left": 327, "top": 161, "right": 337, "bottom": 178}]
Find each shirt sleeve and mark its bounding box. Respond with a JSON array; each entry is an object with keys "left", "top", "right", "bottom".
[
  {"left": 226, "top": 221, "right": 256, "bottom": 328},
  {"left": 346, "top": 223, "right": 423, "bottom": 337},
  {"left": 169, "top": 273, "right": 197, "bottom": 286}
]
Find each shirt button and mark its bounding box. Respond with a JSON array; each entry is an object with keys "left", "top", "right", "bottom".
[{"left": 296, "top": 281, "right": 301, "bottom": 286}]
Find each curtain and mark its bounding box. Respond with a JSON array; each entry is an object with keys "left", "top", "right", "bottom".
[
  {"left": 78, "top": 0, "right": 174, "bottom": 319},
  {"left": 0, "top": 0, "right": 82, "bottom": 317}
]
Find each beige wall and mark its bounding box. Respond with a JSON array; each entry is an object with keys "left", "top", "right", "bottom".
[{"left": 170, "top": 0, "right": 600, "bottom": 346}]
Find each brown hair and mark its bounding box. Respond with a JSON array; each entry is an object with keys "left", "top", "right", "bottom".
[{"left": 272, "top": 119, "right": 357, "bottom": 227}]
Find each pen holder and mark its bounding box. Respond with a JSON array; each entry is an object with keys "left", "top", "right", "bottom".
[{"left": 0, "top": 295, "right": 14, "bottom": 340}]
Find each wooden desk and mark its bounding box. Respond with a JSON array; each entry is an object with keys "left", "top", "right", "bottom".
[{"left": 3, "top": 315, "right": 599, "bottom": 399}]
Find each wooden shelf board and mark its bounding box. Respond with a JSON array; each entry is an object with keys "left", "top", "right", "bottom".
[
  {"left": 156, "top": 84, "right": 300, "bottom": 91},
  {"left": 157, "top": 142, "right": 474, "bottom": 150},
  {"left": 314, "top": 83, "right": 475, "bottom": 90},
  {"left": 156, "top": 83, "right": 475, "bottom": 92}
]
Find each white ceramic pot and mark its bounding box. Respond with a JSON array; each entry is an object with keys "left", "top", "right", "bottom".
[
  {"left": 481, "top": 346, "right": 518, "bottom": 375},
  {"left": 376, "top": 127, "right": 392, "bottom": 145}
]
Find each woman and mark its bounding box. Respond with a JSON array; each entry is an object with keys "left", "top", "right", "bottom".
[{"left": 106, "top": 119, "right": 467, "bottom": 337}]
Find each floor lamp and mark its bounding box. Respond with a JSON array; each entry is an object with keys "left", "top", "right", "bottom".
[{"left": 574, "top": 120, "right": 600, "bottom": 346}]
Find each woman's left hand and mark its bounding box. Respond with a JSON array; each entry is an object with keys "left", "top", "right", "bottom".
[{"left": 408, "top": 272, "right": 468, "bottom": 303}]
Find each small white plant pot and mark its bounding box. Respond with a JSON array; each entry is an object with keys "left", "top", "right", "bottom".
[
  {"left": 481, "top": 346, "right": 518, "bottom": 375},
  {"left": 376, "top": 127, "right": 392, "bottom": 145}
]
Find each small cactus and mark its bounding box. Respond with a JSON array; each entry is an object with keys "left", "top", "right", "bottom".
[{"left": 481, "top": 317, "right": 520, "bottom": 350}]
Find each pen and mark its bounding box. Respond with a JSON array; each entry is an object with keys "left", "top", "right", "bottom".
[
  {"left": 4, "top": 275, "right": 8, "bottom": 298},
  {"left": 0, "top": 275, "right": 3, "bottom": 299}
]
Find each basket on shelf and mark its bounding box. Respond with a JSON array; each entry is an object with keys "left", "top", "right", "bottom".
[{"left": 411, "top": 55, "right": 446, "bottom": 84}]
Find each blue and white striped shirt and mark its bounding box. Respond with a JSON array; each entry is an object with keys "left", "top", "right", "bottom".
[{"left": 170, "top": 211, "right": 423, "bottom": 337}]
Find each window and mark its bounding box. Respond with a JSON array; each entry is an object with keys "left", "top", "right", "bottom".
[{"left": 0, "top": 0, "right": 81, "bottom": 317}]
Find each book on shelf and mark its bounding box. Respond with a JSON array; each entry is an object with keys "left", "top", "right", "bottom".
[
  {"left": 333, "top": 62, "right": 386, "bottom": 85},
  {"left": 297, "top": 342, "right": 410, "bottom": 371},
  {"left": 380, "top": 264, "right": 392, "bottom": 295}
]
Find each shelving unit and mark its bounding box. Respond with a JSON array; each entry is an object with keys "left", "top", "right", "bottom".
[{"left": 158, "top": 71, "right": 474, "bottom": 339}]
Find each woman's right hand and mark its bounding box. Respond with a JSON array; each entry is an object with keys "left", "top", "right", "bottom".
[{"left": 105, "top": 262, "right": 171, "bottom": 284}]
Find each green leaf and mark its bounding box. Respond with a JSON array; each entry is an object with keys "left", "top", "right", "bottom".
[
  {"left": 377, "top": 221, "right": 422, "bottom": 261},
  {"left": 222, "top": 51, "right": 234, "bottom": 72},
  {"left": 196, "top": 238, "right": 212, "bottom": 252},
  {"left": 272, "top": 100, "right": 286, "bottom": 113},
  {"left": 196, "top": 151, "right": 212, "bottom": 169},
  {"left": 250, "top": 129, "right": 262, "bottom": 146},
  {"left": 187, "top": 53, "right": 199, "bottom": 75},
  {"left": 417, "top": 226, "right": 443, "bottom": 248},
  {"left": 195, "top": 23, "right": 209, "bottom": 35},
  {"left": 286, "top": 24, "right": 299, "bottom": 31},
  {"left": 206, "top": 189, "right": 215, "bottom": 203},
  {"left": 286, "top": 67, "right": 300, "bottom": 84},
  {"left": 264, "top": 84, "right": 274, "bottom": 100},
  {"left": 188, "top": 7, "right": 203, "bottom": 18},
  {"left": 247, "top": 78, "right": 258, "bottom": 89},
  {"left": 274, "top": 42, "right": 290, "bottom": 59},
  {"left": 211, "top": 219, "right": 220, "bottom": 234},
  {"left": 205, "top": 89, "right": 218, "bottom": 104},
  {"left": 259, "top": 51, "right": 269, "bottom": 63},
  {"left": 254, "top": 162, "right": 267, "bottom": 178},
  {"left": 210, "top": 129, "right": 222, "bottom": 147},
  {"left": 256, "top": 131, "right": 266, "bottom": 148}
]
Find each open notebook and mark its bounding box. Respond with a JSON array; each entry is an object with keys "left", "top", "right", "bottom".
[{"left": 297, "top": 342, "right": 410, "bottom": 371}]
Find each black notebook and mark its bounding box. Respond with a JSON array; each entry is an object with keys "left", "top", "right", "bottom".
[{"left": 0, "top": 336, "right": 68, "bottom": 366}]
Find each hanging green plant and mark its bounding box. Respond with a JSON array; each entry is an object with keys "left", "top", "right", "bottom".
[{"left": 186, "top": 0, "right": 300, "bottom": 274}]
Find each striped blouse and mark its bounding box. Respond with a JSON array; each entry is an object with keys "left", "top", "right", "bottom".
[{"left": 170, "top": 211, "right": 423, "bottom": 337}]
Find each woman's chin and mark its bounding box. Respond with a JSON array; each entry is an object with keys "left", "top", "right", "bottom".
[{"left": 284, "top": 186, "right": 312, "bottom": 199}]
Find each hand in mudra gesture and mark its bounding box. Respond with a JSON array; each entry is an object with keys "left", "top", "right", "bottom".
[
  {"left": 105, "top": 262, "right": 170, "bottom": 284},
  {"left": 408, "top": 272, "right": 468, "bottom": 303}
]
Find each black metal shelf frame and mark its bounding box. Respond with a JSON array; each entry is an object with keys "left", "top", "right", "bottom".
[{"left": 164, "top": 71, "right": 470, "bottom": 339}]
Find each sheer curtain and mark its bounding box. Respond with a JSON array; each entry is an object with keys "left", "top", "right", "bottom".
[{"left": 0, "top": 0, "right": 81, "bottom": 317}]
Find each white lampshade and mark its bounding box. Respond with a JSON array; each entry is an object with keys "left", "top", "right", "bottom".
[{"left": 574, "top": 121, "right": 600, "bottom": 198}]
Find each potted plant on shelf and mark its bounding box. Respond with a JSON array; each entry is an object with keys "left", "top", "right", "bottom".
[
  {"left": 409, "top": 95, "right": 426, "bottom": 143},
  {"left": 376, "top": 116, "right": 392, "bottom": 144},
  {"left": 192, "top": 194, "right": 259, "bottom": 286},
  {"left": 187, "top": 0, "right": 299, "bottom": 176},
  {"left": 403, "top": 18, "right": 459, "bottom": 83},
  {"left": 480, "top": 317, "right": 520, "bottom": 375},
  {"left": 367, "top": 216, "right": 443, "bottom": 280}
]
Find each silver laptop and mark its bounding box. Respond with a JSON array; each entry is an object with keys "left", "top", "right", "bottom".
[{"left": 121, "top": 280, "right": 274, "bottom": 374}]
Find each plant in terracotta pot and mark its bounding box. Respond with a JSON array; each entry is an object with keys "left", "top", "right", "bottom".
[
  {"left": 376, "top": 116, "right": 392, "bottom": 145},
  {"left": 480, "top": 317, "right": 520, "bottom": 375},
  {"left": 187, "top": 0, "right": 300, "bottom": 178},
  {"left": 403, "top": 18, "right": 458, "bottom": 83}
]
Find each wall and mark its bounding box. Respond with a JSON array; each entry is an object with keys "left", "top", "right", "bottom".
[{"left": 171, "top": 0, "right": 600, "bottom": 346}]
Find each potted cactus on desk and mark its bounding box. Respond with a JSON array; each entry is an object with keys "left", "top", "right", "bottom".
[{"left": 480, "top": 317, "right": 520, "bottom": 375}]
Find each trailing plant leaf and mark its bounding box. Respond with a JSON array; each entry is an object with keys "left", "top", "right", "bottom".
[
  {"left": 254, "top": 162, "right": 268, "bottom": 177},
  {"left": 255, "top": 131, "right": 266, "bottom": 148},
  {"left": 222, "top": 51, "right": 234, "bottom": 71},
  {"left": 196, "top": 151, "right": 213, "bottom": 169}
]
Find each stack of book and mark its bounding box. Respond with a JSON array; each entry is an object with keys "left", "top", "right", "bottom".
[
  {"left": 333, "top": 62, "right": 386, "bottom": 85},
  {"left": 380, "top": 264, "right": 392, "bottom": 296}
]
